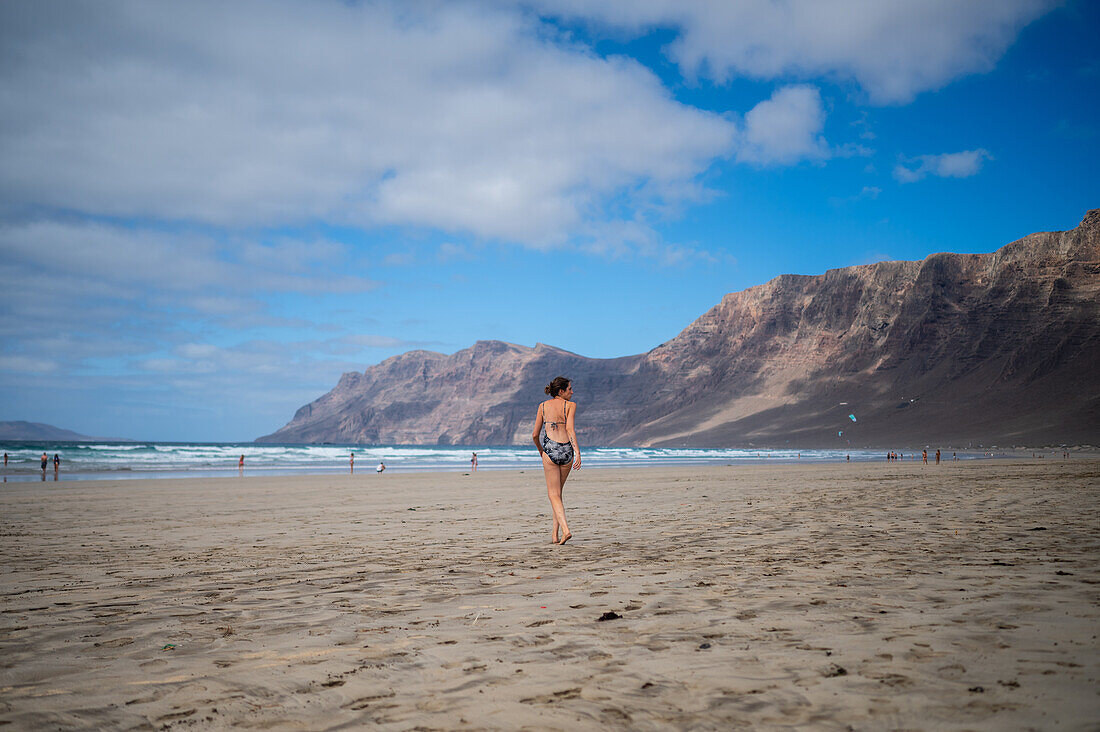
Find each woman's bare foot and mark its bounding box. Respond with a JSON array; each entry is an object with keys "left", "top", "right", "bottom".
[{"left": 557, "top": 532, "right": 572, "bottom": 545}]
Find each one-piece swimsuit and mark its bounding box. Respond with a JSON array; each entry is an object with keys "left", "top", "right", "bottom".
[{"left": 542, "top": 401, "right": 574, "bottom": 466}]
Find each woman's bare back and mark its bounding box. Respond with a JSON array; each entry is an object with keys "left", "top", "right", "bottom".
[{"left": 542, "top": 398, "right": 570, "bottom": 442}]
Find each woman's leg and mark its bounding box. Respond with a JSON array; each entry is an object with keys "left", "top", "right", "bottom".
[
  {"left": 558, "top": 462, "right": 572, "bottom": 487},
  {"left": 542, "top": 456, "right": 569, "bottom": 543},
  {"left": 555, "top": 462, "right": 573, "bottom": 543}
]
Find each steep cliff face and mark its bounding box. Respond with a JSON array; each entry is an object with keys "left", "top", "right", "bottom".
[
  {"left": 259, "top": 211, "right": 1100, "bottom": 447},
  {"left": 264, "top": 340, "right": 645, "bottom": 445}
]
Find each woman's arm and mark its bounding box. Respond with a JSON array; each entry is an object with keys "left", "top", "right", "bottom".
[
  {"left": 566, "top": 401, "right": 581, "bottom": 468},
  {"left": 532, "top": 402, "right": 545, "bottom": 455}
]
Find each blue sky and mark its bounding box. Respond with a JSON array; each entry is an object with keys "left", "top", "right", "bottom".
[{"left": 1, "top": 0, "right": 1097, "bottom": 441}]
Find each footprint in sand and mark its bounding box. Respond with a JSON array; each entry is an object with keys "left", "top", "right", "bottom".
[
  {"left": 512, "top": 635, "right": 554, "bottom": 647},
  {"left": 156, "top": 708, "right": 196, "bottom": 722},
  {"left": 520, "top": 688, "right": 582, "bottom": 704},
  {"left": 872, "top": 672, "right": 912, "bottom": 687},
  {"left": 124, "top": 689, "right": 169, "bottom": 705},
  {"left": 601, "top": 706, "right": 633, "bottom": 722},
  {"left": 341, "top": 691, "right": 396, "bottom": 710}
]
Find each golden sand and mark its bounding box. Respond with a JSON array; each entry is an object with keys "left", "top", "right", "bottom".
[{"left": 1, "top": 460, "right": 1097, "bottom": 729}]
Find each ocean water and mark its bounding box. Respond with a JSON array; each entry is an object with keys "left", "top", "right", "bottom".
[{"left": 0, "top": 441, "right": 918, "bottom": 482}]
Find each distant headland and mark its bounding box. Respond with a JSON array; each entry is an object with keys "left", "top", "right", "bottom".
[{"left": 0, "top": 421, "right": 128, "bottom": 442}]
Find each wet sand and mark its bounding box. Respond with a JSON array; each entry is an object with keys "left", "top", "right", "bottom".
[{"left": 1, "top": 460, "right": 1098, "bottom": 729}]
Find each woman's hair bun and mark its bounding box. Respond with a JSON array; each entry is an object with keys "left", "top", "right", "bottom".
[{"left": 545, "top": 376, "right": 570, "bottom": 397}]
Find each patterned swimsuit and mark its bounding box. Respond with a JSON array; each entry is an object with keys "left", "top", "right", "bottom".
[
  {"left": 542, "top": 401, "right": 574, "bottom": 466},
  {"left": 542, "top": 433, "right": 574, "bottom": 466}
]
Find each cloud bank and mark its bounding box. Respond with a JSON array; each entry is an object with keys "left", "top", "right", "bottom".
[
  {"left": 0, "top": 0, "right": 1048, "bottom": 246},
  {"left": 530, "top": 0, "right": 1056, "bottom": 103},
  {"left": 0, "top": 0, "right": 733, "bottom": 245}
]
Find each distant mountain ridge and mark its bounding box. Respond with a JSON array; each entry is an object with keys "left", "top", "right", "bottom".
[
  {"left": 259, "top": 210, "right": 1100, "bottom": 448},
  {"left": 0, "top": 421, "right": 104, "bottom": 441}
]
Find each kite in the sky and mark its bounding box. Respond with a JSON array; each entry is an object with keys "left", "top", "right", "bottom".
[{"left": 848, "top": 414, "right": 857, "bottom": 422}]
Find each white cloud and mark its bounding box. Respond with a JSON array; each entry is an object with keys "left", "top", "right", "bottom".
[
  {"left": 580, "top": 218, "right": 717, "bottom": 266},
  {"left": 894, "top": 149, "right": 993, "bottom": 183},
  {"left": 382, "top": 252, "right": 416, "bottom": 267},
  {"left": 0, "top": 219, "right": 383, "bottom": 382},
  {"left": 135, "top": 337, "right": 430, "bottom": 380},
  {"left": 531, "top": 0, "right": 1056, "bottom": 103},
  {"left": 0, "top": 0, "right": 734, "bottom": 244},
  {"left": 0, "top": 221, "right": 377, "bottom": 297},
  {"left": 0, "top": 355, "right": 60, "bottom": 373},
  {"left": 736, "top": 85, "right": 830, "bottom": 166},
  {"left": 828, "top": 185, "right": 881, "bottom": 206},
  {"left": 334, "top": 334, "right": 435, "bottom": 352},
  {"left": 437, "top": 243, "right": 473, "bottom": 262}
]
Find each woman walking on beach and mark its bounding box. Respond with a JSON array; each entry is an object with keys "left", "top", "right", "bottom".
[{"left": 533, "top": 376, "right": 580, "bottom": 544}]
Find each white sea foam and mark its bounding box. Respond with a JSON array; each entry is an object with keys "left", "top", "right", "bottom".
[{"left": 0, "top": 440, "right": 952, "bottom": 482}]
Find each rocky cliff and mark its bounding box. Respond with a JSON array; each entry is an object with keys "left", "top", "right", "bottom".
[{"left": 259, "top": 210, "right": 1100, "bottom": 447}]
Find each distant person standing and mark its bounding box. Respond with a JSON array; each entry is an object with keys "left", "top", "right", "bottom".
[
  {"left": 53, "top": 453, "right": 60, "bottom": 477},
  {"left": 953, "top": 452, "right": 957, "bottom": 461},
  {"left": 40, "top": 452, "right": 48, "bottom": 474},
  {"left": 350, "top": 453, "right": 355, "bottom": 473},
  {"left": 376, "top": 461, "right": 385, "bottom": 473},
  {"left": 3, "top": 452, "right": 7, "bottom": 466},
  {"left": 922, "top": 449, "right": 928, "bottom": 464},
  {"left": 471, "top": 452, "right": 478, "bottom": 472},
  {"left": 935, "top": 449, "right": 941, "bottom": 464},
  {"left": 238, "top": 454, "right": 244, "bottom": 474}
]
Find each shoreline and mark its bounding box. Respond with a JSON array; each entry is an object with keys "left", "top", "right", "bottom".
[
  {"left": 2, "top": 460, "right": 1098, "bottom": 728},
  {"left": 2, "top": 448, "right": 1094, "bottom": 484}
]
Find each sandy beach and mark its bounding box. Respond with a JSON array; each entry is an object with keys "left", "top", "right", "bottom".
[{"left": 1, "top": 460, "right": 1097, "bottom": 730}]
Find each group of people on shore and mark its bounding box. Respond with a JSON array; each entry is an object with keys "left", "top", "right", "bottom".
[
  {"left": 237, "top": 453, "right": 388, "bottom": 474},
  {"left": 348, "top": 453, "right": 386, "bottom": 473},
  {"left": 886, "top": 449, "right": 957, "bottom": 462},
  {"left": 1, "top": 451, "right": 59, "bottom": 478},
  {"left": 234, "top": 448, "right": 484, "bottom": 476},
  {"left": 31, "top": 452, "right": 62, "bottom": 480}
]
